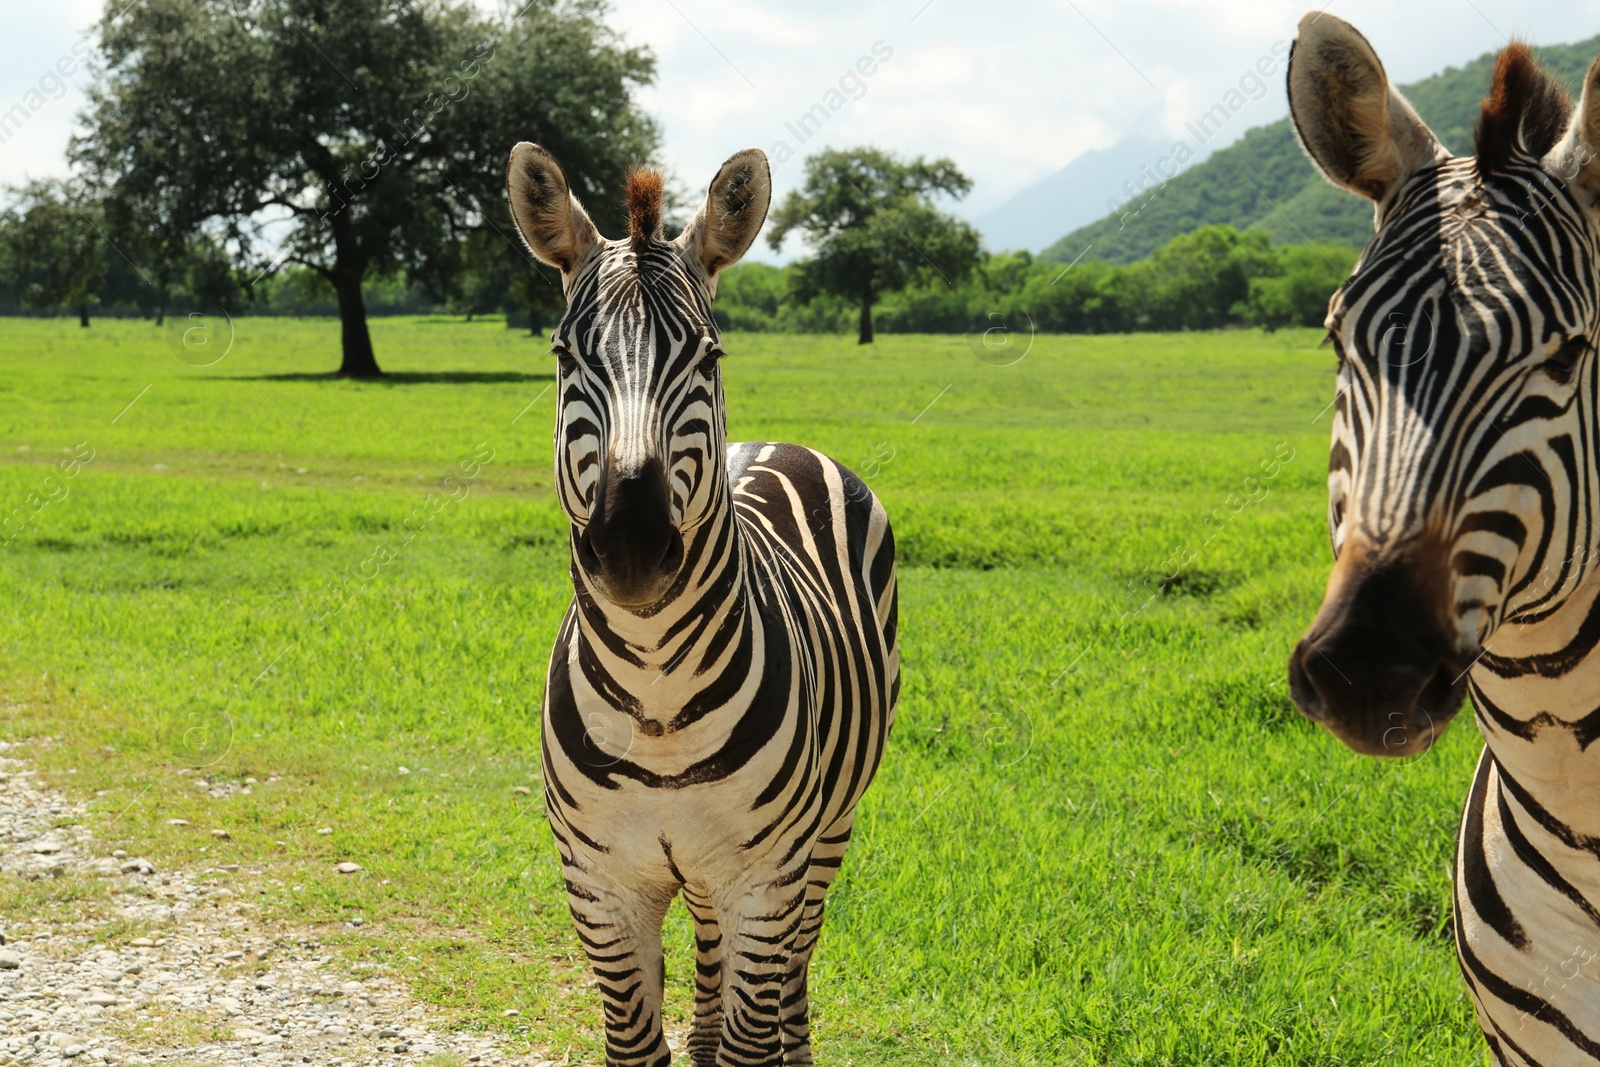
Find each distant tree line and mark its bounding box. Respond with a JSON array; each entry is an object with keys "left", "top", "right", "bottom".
[{"left": 717, "top": 225, "right": 1357, "bottom": 335}]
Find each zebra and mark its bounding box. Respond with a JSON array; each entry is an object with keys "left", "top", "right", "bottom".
[
  {"left": 504, "top": 142, "right": 900, "bottom": 1067},
  {"left": 1284, "top": 12, "right": 1600, "bottom": 1064}
]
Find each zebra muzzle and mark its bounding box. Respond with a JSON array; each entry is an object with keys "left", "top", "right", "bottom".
[
  {"left": 577, "top": 456, "right": 685, "bottom": 608},
  {"left": 1288, "top": 549, "right": 1469, "bottom": 758}
]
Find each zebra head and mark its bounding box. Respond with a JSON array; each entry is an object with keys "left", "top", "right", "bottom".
[
  {"left": 506, "top": 144, "right": 772, "bottom": 609},
  {"left": 1285, "top": 15, "right": 1600, "bottom": 757}
]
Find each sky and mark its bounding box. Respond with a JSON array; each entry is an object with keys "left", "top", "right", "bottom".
[{"left": 5, "top": 0, "right": 1600, "bottom": 261}]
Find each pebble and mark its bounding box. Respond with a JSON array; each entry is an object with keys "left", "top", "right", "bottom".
[
  {"left": 0, "top": 739, "right": 560, "bottom": 1064},
  {"left": 316, "top": 827, "right": 333, "bottom": 835},
  {"left": 167, "top": 818, "right": 189, "bottom": 826},
  {"left": 211, "top": 828, "right": 229, "bottom": 839},
  {"left": 336, "top": 862, "right": 361, "bottom": 874}
]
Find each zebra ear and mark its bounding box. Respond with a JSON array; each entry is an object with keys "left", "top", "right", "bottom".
[
  {"left": 676, "top": 149, "right": 771, "bottom": 285},
  {"left": 1547, "top": 56, "right": 1600, "bottom": 206},
  {"left": 1287, "top": 13, "right": 1445, "bottom": 206},
  {"left": 506, "top": 142, "right": 601, "bottom": 277}
]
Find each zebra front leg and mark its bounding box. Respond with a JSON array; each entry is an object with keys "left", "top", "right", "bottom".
[
  {"left": 566, "top": 876, "right": 675, "bottom": 1067},
  {"left": 682, "top": 884, "right": 724, "bottom": 1067},
  {"left": 776, "top": 893, "right": 823, "bottom": 1066},
  {"left": 780, "top": 820, "right": 854, "bottom": 1065},
  {"left": 715, "top": 882, "right": 806, "bottom": 1067}
]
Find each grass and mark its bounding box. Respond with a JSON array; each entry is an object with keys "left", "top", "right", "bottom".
[{"left": 0, "top": 315, "right": 1488, "bottom": 1065}]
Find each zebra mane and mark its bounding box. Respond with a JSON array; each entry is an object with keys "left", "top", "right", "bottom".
[
  {"left": 1475, "top": 42, "right": 1571, "bottom": 177},
  {"left": 626, "top": 170, "right": 664, "bottom": 259}
]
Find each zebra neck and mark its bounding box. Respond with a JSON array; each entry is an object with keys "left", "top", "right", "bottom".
[
  {"left": 1472, "top": 573, "right": 1600, "bottom": 837},
  {"left": 572, "top": 502, "right": 758, "bottom": 725}
]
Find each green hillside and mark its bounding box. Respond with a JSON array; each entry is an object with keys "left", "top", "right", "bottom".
[{"left": 1041, "top": 35, "right": 1600, "bottom": 264}]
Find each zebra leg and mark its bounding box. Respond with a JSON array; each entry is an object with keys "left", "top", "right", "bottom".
[
  {"left": 566, "top": 874, "right": 675, "bottom": 1067},
  {"left": 683, "top": 884, "right": 724, "bottom": 1067},
  {"left": 780, "top": 820, "right": 854, "bottom": 1065},
  {"left": 775, "top": 892, "right": 823, "bottom": 1065},
  {"left": 714, "top": 882, "right": 806, "bottom": 1067}
]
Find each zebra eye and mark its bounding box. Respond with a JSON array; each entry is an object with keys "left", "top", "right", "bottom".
[
  {"left": 1323, "top": 331, "right": 1347, "bottom": 367},
  {"left": 554, "top": 346, "right": 578, "bottom": 374},
  {"left": 699, "top": 348, "right": 725, "bottom": 374},
  {"left": 1543, "top": 336, "right": 1589, "bottom": 384}
]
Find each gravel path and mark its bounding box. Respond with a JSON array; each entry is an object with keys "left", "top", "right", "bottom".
[{"left": 0, "top": 740, "right": 556, "bottom": 1067}]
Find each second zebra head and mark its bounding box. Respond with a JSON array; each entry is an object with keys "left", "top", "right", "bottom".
[
  {"left": 506, "top": 144, "right": 771, "bottom": 609},
  {"left": 1285, "top": 17, "right": 1600, "bottom": 755}
]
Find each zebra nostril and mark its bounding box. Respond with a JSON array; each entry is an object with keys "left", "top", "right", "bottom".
[
  {"left": 577, "top": 527, "right": 603, "bottom": 576},
  {"left": 1287, "top": 643, "right": 1328, "bottom": 719},
  {"left": 659, "top": 530, "right": 684, "bottom": 576}
]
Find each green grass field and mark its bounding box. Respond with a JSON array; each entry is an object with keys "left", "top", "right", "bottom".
[{"left": 0, "top": 316, "right": 1488, "bottom": 1065}]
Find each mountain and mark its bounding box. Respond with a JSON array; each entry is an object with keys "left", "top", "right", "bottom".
[
  {"left": 973, "top": 137, "right": 1204, "bottom": 254},
  {"left": 1036, "top": 34, "right": 1600, "bottom": 265}
]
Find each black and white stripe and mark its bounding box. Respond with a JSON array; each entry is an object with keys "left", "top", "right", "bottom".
[
  {"left": 1332, "top": 155, "right": 1600, "bottom": 1065},
  {"left": 1285, "top": 16, "right": 1600, "bottom": 1065}
]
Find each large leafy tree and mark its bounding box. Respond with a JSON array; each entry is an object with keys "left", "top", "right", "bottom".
[
  {"left": 74, "top": 0, "right": 656, "bottom": 376},
  {"left": 0, "top": 180, "right": 108, "bottom": 328},
  {"left": 766, "top": 148, "right": 981, "bottom": 344}
]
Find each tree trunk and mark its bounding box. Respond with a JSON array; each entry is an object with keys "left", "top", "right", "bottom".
[
  {"left": 857, "top": 281, "right": 873, "bottom": 345},
  {"left": 78, "top": 305, "right": 90, "bottom": 328},
  {"left": 528, "top": 306, "right": 541, "bottom": 337},
  {"left": 333, "top": 267, "right": 381, "bottom": 378}
]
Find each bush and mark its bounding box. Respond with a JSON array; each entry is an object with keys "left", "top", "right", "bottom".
[{"left": 713, "top": 226, "right": 1361, "bottom": 334}]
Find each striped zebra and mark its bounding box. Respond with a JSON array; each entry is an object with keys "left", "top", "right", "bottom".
[
  {"left": 505, "top": 143, "right": 900, "bottom": 1067},
  {"left": 1284, "top": 13, "right": 1600, "bottom": 1064}
]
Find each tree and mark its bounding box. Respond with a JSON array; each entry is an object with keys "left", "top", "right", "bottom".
[
  {"left": 1120, "top": 225, "right": 1272, "bottom": 331},
  {"left": 0, "top": 180, "right": 107, "bottom": 327},
  {"left": 766, "top": 148, "right": 981, "bottom": 344},
  {"left": 74, "top": 0, "right": 656, "bottom": 377},
  {"left": 1242, "top": 243, "right": 1358, "bottom": 330}
]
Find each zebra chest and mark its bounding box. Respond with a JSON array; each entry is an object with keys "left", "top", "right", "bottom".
[
  {"left": 1457, "top": 751, "right": 1600, "bottom": 1054},
  {"left": 546, "top": 624, "right": 825, "bottom": 825},
  {"left": 550, "top": 712, "right": 826, "bottom": 891},
  {"left": 1470, "top": 672, "right": 1600, "bottom": 844}
]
